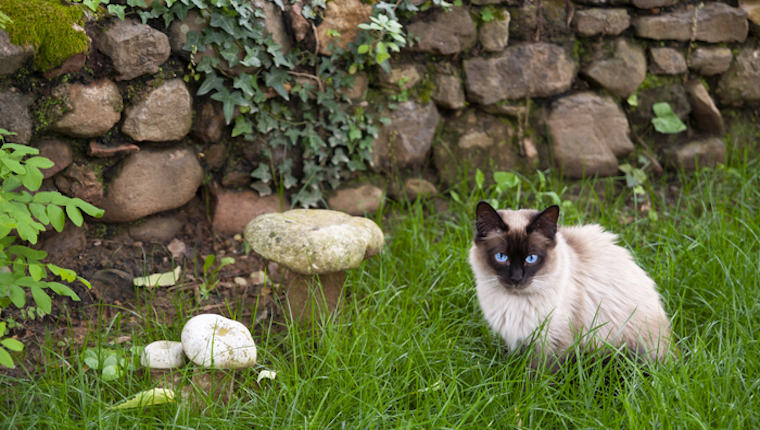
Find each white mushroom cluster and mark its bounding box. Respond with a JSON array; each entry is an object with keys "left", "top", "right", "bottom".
[{"left": 141, "top": 314, "right": 257, "bottom": 371}]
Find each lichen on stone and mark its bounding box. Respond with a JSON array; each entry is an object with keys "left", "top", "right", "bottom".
[{"left": 3, "top": 0, "right": 89, "bottom": 72}]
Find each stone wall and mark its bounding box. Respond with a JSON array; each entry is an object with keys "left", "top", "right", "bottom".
[{"left": 0, "top": 0, "right": 758, "bottom": 237}]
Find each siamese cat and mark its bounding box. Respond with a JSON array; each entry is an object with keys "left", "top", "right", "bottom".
[{"left": 469, "top": 201, "right": 671, "bottom": 367}]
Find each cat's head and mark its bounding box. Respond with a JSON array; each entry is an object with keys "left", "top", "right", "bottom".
[{"left": 473, "top": 201, "right": 560, "bottom": 291}]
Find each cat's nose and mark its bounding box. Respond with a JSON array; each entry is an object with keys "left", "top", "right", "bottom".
[{"left": 510, "top": 268, "right": 524, "bottom": 282}]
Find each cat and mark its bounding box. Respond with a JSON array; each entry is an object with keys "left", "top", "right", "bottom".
[{"left": 469, "top": 201, "right": 671, "bottom": 367}]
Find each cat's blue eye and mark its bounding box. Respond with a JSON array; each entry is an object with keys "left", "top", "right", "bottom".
[
  {"left": 494, "top": 253, "right": 508, "bottom": 263},
  {"left": 525, "top": 254, "right": 538, "bottom": 264}
]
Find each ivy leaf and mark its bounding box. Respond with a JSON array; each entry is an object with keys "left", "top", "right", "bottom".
[
  {"left": 267, "top": 39, "right": 294, "bottom": 69},
  {"left": 241, "top": 46, "right": 263, "bottom": 67},
  {"left": 265, "top": 69, "right": 290, "bottom": 101},
  {"left": 198, "top": 72, "right": 225, "bottom": 96},
  {"left": 108, "top": 4, "right": 127, "bottom": 20},
  {"left": 210, "top": 12, "right": 237, "bottom": 35},
  {"left": 231, "top": 116, "right": 253, "bottom": 138},
  {"left": 210, "top": 88, "right": 248, "bottom": 124},
  {"left": 233, "top": 73, "right": 257, "bottom": 98},
  {"left": 284, "top": 127, "right": 302, "bottom": 145},
  {"left": 250, "top": 181, "right": 272, "bottom": 196},
  {"left": 220, "top": 45, "right": 241, "bottom": 67},
  {"left": 251, "top": 164, "right": 272, "bottom": 183}
]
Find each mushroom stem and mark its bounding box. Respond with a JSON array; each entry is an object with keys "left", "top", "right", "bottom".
[{"left": 284, "top": 270, "right": 346, "bottom": 322}]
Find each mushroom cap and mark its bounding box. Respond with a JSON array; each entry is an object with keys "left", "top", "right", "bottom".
[
  {"left": 181, "top": 314, "right": 257, "bottom": 369},
  {"left": 141, "top": 340, "right": 186, "bottom": 369},
  {"left": 244, "top": 209, "right": 385, "bottom": 275}
]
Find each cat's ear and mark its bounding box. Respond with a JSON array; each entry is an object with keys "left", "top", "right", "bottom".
[
  {"left": 475, "top": 201, "right": 507, "bottom": 238},
  {"left": 528, "top": 205, "right": 559, "bottom": 239}
]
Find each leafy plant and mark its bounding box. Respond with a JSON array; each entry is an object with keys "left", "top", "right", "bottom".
[
  {"left": 651, "top": 102, "right": 686, "bottom": 134},
  {"left": 83, "top": 346, "right": 142, "bottom": 381},
  {"left": 136, "top": 0, "right": 401, "bottom": 208},
  {"left": 356, "top": 12, "right": 408, "bottom": 73},
  {"left": 198, "top": 254, "right": 235, "bottom": 300},
  {"left": 0, "top": 128, "right": 104, "bottom": 368}
]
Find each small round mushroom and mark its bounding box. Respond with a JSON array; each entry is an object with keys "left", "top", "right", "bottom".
[
  {"left": 244, "top": 209, "right": 385, "bottom": 320},
  {"left": 141, "top": 340, "right": 186, "bottom": 389},
  {"left": 141, "top": 340, "right": 186, "bottom": 369},
  {"left": 181, "top": 314, "right": 257, "bottom": 369}
]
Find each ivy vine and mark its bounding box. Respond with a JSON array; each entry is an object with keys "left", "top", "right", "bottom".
[{"left": 126, "top": 0, "right": 411, "bottom": 207}]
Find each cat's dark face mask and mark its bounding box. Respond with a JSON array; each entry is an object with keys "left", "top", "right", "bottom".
[{"left": 474, "top": 202, "right": 559, "bottom": 291}]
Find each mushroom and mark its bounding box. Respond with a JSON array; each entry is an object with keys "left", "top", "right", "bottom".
[
  {"left": 141, "top": 340, "right": 186, "bottom": 388},
  {"left": 180, "top": 314, "right": 258, "bottom": 407},
  {"left": 180, "top": 314, "right": 257, "bottom": 369},
  {"left": 244, "top": 209, "right": 385, "bottom": 321}
]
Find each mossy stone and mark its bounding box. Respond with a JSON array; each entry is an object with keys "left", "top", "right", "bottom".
[{"left": 3, "top": 0, "right": 89, "bottom": 72}]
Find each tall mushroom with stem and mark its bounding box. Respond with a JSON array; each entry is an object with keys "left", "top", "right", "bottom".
[{"left": 245, "top": 209, "right": 385, "bottom": 321}]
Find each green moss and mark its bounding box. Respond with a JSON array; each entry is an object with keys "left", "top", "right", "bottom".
[
  {"left": 639, "top": 74, "right": 681, "bottom": 91},
  {"left": 3, "top": 0, "right": 89, "bottom": 72},
  {"left": 30, "top": 92, "right": 68, "bottom": 132}
]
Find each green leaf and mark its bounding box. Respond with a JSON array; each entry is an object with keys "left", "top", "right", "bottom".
[
  {"left": 32, "top": 192, "right": 55, "bottom": 203},
  {"left": 626, "top": 93, "right": 638, "bottom": 107},
  {"left": 241, "top": 46, "right": 263, "bottom": 67},
  {"left": 47, "top": 205, "right": 65, "bottom": 232},
  {"left": 65, "top": 204, "right": 84, "bottom": 226},
  {"left": 29, "top": 203, "right": 49, "bottom": 224},
  {"left": 9, "top": 285, "right": 25, "bottom": 308},
  {"left": 203, "top": 254, "right": 215, "bottom": 274},
  {"left": 265, "top": 69, "right": 290, "bottom": 101},
  {"left": 8, "top": 245, "right": 47, "bottom": 261},
  {"left": 28, "top": 263, "right": 45, "bottom": 281},
  {"left": 219, "top": 257, "right": 235, "bottom": 268},
  {"left": 1, "top": 143, "right": 35, "bottom": 155},
  {"left": 83, "top": 348, "right": 102, "bottom": 369},
  {"left": 2, "top": 158, "right": 25, "bottom": 175},
  {"left": 220, "top": 45, "right": 240, "bottom": 67},
  {"left": 30, "top": 285, "right": 52, "bottom": 314},
  {"left": 475, "top": 169, "right": 485, "bottom": 190},
  {"left": 493, "top": 171, "right": 520, "bottom": 191},
  {"left": 1, "top": 338, "right": 23, "bottom": 352},
  {"left": 49, "top": 282, "right": 80, "bottom": 300},
  {"left": 102, "top": 364, "right": 123, "bottom": 381},
  {"left": 651, "top": 102, "right": 686, "bottom": 134},
  {"left": 71, "top": 198, "right": 103, "bottom": 218},
  {"left": 109, "top": 388, "right": 175, "bottom": 409},
  {"left": 108, "top": 4, "right": 127, "bottom": 20},
  {"left": 231, "top": 116, "right": 253, "bottom": 138},
  {"left": 0, "top": 347, "right": 14, "bottom": 368},
  {"left": 198, "top": 72, "right": 225, "bottom": 96},
  {"left": 24, "top": 157, "right": 54, "bottom": 169},
  {"left": 209, "top": 12, "right": 236, "bottom": 35},
  {"left": 357, "top": 44, "right": 369, "bottom": 54}
]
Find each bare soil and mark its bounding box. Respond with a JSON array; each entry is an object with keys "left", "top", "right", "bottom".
[{"left": 1, "top": 196, "right": 281, "bottom": 378}]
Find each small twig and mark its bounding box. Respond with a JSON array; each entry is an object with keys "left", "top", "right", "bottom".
[{"left": 287, "top": 71, "right": 324, "bottom": 92}]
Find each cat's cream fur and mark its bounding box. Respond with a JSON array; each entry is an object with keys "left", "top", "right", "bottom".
[{"left": 469, "top": 205, "right": 671, "bottom": 364}]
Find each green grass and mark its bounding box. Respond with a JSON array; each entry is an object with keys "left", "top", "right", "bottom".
[{"left": 2, "top": 150, "right": 760, "bottom": 428}]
